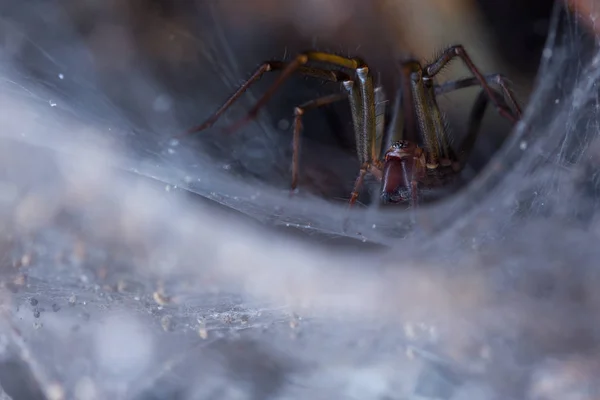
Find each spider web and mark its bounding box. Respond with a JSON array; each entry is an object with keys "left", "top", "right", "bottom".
[{"left": 0, "top": 1, "right": 599, "bottom": 399}]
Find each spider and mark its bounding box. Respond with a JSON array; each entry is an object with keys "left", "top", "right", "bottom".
[{"left": 182, "top": 45, "right": 522, "bottom": 208}]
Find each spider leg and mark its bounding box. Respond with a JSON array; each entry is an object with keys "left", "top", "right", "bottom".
[
  {"left": 400, "top": 60, "right": 448, "bottom": 167},
  {"left": 349, "top": 165, "right": 368, "bottom": 208},
  {"left": 425, "top": 45, "right": 519, "bottom": 124},
  {"left": 343, "top": 73, "right": 383, "bottom": 207},
  {"left": 434, "top": 74, "right": 522, "bottom": 118},
  {"left": 356, "top": 67, "right": 379, "bottom": 164},
  {"left": 410, "top": 155, "right": 420, "bottom": 208},
  {"left": 181, "top": 61, "right": 351, "bottom": 137},
  {"left": 210, "top": 52, "right": 380, "bottom": 207},
  {"left": 457, "top": 87, "right": 516, "bottom": 168},
  {"left": 226, "top": 52, "right": 380, "bottom": 165},
  {"left": 291, "top": 92, "right": 348, "bottom": 191}
]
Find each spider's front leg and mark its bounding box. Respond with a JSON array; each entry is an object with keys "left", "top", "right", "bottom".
[
  {"left": 342, "top": 67, "right": 381, "bottom": 208},
  {"left": 223, "top": 52, "right": 367, "bottom": 136},
  {"left": 180, "top": 60, "right": 351, "bottom": 137}
]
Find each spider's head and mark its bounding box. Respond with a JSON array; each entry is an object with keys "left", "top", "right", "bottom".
[{"left": 385, "top": 141, "right": 416, "bottom": 160}]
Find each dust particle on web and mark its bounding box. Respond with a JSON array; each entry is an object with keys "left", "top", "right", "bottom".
[
  {"left": 7, "top": 273, "right": 27, "bottom": 292},
  {"left": 13, "top": 273, "right": 27, "bottom": 286},
  {"left": 96, "top": 265, "right": 108, "bottom": 280},
  {"left": 198, "top": 319, "right": 208, "bottom": 339},
  {"left": 289, "top": 313, "right": 301, "bottom": 329},
  {"left": 117, "top": 280, "right": 128, "bottom": 293},
  {"left": 72, "top": 239, "right": 87, "bottom": 264},
  {"left": 153, "top": 291, "right": 172, "bottom": 306},
  {"left": 160, "top": 315, "right": 173, "bottom": 332},
  {"left": 198, "top": 327, "right": 208, "bottom": 339},
  {"left": 14, "top": 252, "right": 34, "bottom": 268}
]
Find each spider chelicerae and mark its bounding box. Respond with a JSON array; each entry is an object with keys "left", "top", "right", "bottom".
[{"left": 182, "top": 45, "right": 522, "bottom": 208}]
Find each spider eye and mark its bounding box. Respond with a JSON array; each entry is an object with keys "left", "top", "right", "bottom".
[{"left": 393, "top": 141, "right": 408, "bottom": 149}]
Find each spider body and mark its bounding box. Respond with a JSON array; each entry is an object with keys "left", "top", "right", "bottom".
[{"left": 183, "top": 45, "right": 522, "bottom": 208}]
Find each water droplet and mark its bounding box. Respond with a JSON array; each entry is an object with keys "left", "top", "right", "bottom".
[
  {"left": 519, "top": 141, "right": 527, "bottom": 150},
  {"left": 49, "top": 99, "right": 57, "bottom": 107},
  {"left": 58, "top": 73, "right": 64, "bottom": 80}
]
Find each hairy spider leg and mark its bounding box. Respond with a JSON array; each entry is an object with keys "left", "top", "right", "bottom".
[
  {"left": 398, "top": 59, "right": 451, "bottom": 169},
  {"left": 219, "top": 51, "right": 382, "bottom": 208},
  {"left": 226, "top": 53, "right": 380, "bottom": 166},
  {"left": 434, "top": 74, "right": 522, "bottom": 117},
  {"left": 291, "top": 93, "right": 348, "bottom": 191},
  {"left": 457, "top": 87, "right": 518, "bottom": 168},
  {"left": 430, "top": 74, "right": 522, "bottom": 169},
  {"left": 223, "top": 53, "right": 361, "bottom": 133},
  {"left": 343, "top": 73, "right": 384, "bottom": 208},
  {"left": 184, "top": 51, "right": 388, "bottom": 206},
  {"left": 425, "top": 45, "right": 520, "bottom": 124},
  {"left": 428, "top": 75, "right": 522, "bottom": 172},
  {"left": 289, "top": 84, "right": 384, "bottom": 195},
  {"left": 410, "top": 154, "right": 420, "bottom": 208},
  {"left": 181, "top": 61, "right": 351, "bottom": 137}
]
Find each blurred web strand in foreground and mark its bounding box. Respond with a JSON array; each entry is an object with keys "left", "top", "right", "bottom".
[{"left": 0, "top": 1, "right": 600, "bottom": 400}]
